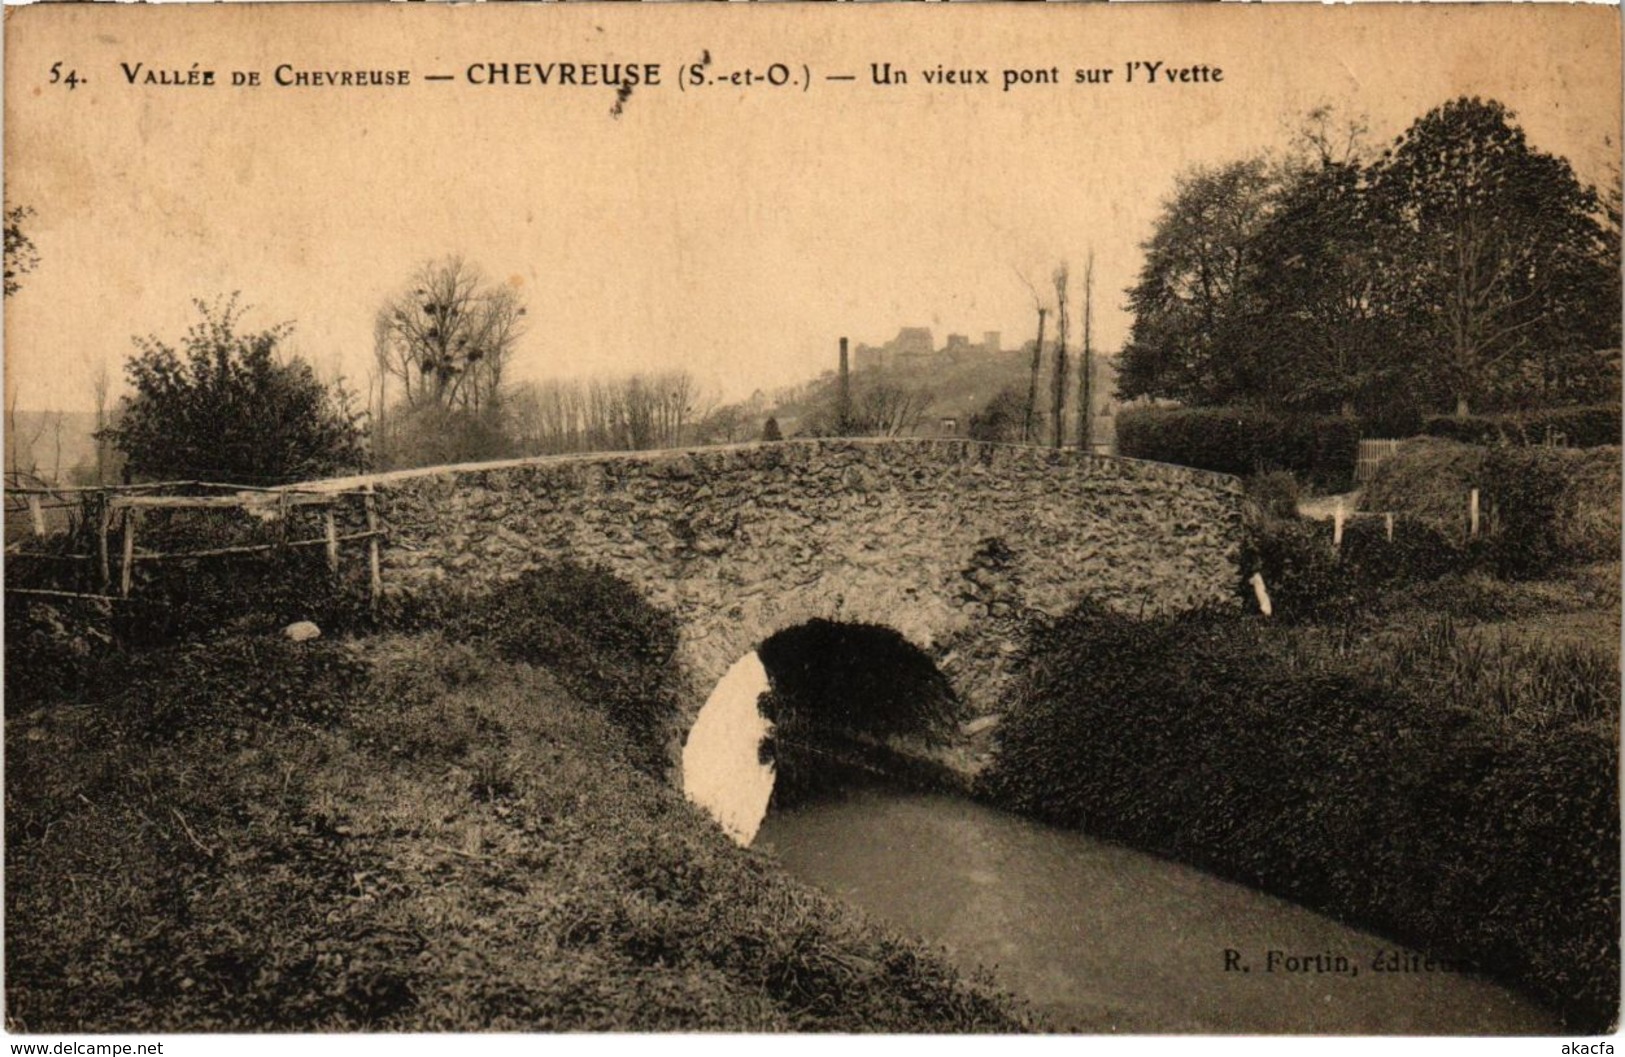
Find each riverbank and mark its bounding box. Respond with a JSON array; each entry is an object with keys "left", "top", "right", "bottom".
[{"left": 5, "top": 629, "right": 1034, "bottom": 1032}]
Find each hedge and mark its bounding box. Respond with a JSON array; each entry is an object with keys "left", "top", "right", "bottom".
[
  {"left": 1363, "top": 438, "right": 1621, "bottom": 577},
  {"left": 1240, "top": 514, "right": 1481, "bottom": 620},
  {"left": 1118, "top": 407, "right": 1361, "bottom": 491},
  {"left": 980, "top": 604, "right": 1620, "bottom": 1031},
  {"left": 1423, "top": 405, "right": 1621, "bottom": 449}
]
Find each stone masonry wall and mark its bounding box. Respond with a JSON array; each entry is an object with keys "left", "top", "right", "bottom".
[{"left": 357, "top": 439, "right": 1244, "bottom": 722}]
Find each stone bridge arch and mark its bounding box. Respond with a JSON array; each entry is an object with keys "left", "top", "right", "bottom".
[{"left": 338, "top": 438, "right": 1243, "bottom": 738}]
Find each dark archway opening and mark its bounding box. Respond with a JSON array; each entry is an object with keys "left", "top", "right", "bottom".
[{"left": 756, "top": 619, "right": 959, "bottom": 806}]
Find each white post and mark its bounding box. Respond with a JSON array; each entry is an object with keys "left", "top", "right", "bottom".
[
  {"left": 1384, "top": 512, "right": 1394, "bottom": 543},
  {"left": 1249, "top": 572, "right": 1273, "bottom": 618},
  {"left": 1469, "top": 488, "right": 1481, "bottom": 538},
  {"left": 1333, "top": 497, "right": 1346, "bottom": 549}
]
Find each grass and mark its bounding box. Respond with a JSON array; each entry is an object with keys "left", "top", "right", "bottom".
[
  {"left": 1251, "top": 568, "right": 1621, "bottom": 737},
  {"left": 5, "top": 632, "right": 1034, "bottom": 1033}
]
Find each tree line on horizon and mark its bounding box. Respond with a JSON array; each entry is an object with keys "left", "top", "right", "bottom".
[
  {"left": 1116, "top": 97, "right": 1622, "bottom": 428},
  {"left": 20, "top": 96, "right": 1619, "bottom": 488}
]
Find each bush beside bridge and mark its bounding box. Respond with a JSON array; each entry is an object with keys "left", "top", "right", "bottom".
[{"left": 981, "top": 602, "right": 1620, "bottom": 1032}]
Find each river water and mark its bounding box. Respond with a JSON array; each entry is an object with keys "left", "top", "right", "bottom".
[
  {"left": 683, "top": 650, "right": 1559, "bottom": 1033},
  {"left": 754, "top": 787, "right": 1560, "bottom": 1034}
]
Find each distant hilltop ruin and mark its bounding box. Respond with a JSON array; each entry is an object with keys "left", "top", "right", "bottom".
[{"left": 853, "top": 328, "right": 1004, "bottom": 372}]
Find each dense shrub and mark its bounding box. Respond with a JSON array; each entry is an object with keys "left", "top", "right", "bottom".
[
  {"left": 1338, "top": 515, "right": 1479, "bottom": 585},
  {"left": 1241, "top": 471, "right": 1301, "bottom": 523},
  {"left": 119, "top": 550, "right": 373, "bottom": 648},
  {"left": 1361, "top": 438, "right": 1487, "bottom": 532},
  {"left": 1240, "top": 517, "right": 1356, "bottom": 619},
  {"left": 105, "top": 295, "right": 366, "bottom": 485},
  {"left": 1364, "top": 438, "right": 1621, "bottom": 576},
  {"left": 1118, "top": 407, "right": 1361, "bottom": 491},
  {"left": 1240, "top": 512, "right": 1480, "bottom": 620},
  {"left": 429, "top": 561, "right": 684, "bottom": 771},
  {"left": 1481, "top": 446, "right": 1622, "bottom": 576},
  {"left": 3, "top": 503, "right": 375, "bottom": 656},
  {"left": 1423, "top": 404, "right": 1622, "bottom": 448},
  {"left": 981, "top": 604, "right": 1620, "bottom": 1030}
]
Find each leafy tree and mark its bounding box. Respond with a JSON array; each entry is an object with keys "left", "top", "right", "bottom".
[
  {"left": 1119, "top": 100, "right": 1620, "bottom": 422},
  {"left": 969, "top": 386, "right": 1027, "bottom": 443},
  {"left": 4, "top": 204, "right": 40, "bottom": 297},
  {"left": 761, "top": 416, "right": 783, "bottom": 442},
  {"left": 1243, "top": 158, "right": 1391, "bottom": 416},
  {"left": 1118, "top": 158, "right": 1280, "bottom": 406},
  {"left": 106, "top": 296, "right": 366, "bottom": 484},
  {"left": 1370, "top": 97, "right": 1618, "bottom": 416}
]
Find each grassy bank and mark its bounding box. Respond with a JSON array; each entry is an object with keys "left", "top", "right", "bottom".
[
  {"left": 5, "top": 629, "right": 1033, "bottom": 1033},
  {"left": 981, "top": 580, "right": 1620, "bottom": 1032}
]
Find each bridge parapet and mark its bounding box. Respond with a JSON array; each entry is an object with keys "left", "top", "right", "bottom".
[{"left": 358, "top": 438, "right": 1244, "bottom": 722}]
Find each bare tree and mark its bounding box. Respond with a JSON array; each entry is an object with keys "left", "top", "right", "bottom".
[
  {"left": 1013, "top": 266, "right": 1047, "bottom": 444},
  {"left": 697, "top": 403, "right": 750, "bottom": 445},
  {"left": 5, "top": 384, "right": 47, "bottom": 477},
  {"left": 369, "top": 309, "right": 393, "bottom": 458},
  {"left": 377, "top": 258, "right": 526, "bottom": 415},
  {"left": 1076, "top": 251, "right": 1095, "bottom": 452},
  {"left": 49, "top": 415, "right": 64, "bottom": 483},
  {"left": 504, "top": 370, "right": 718, "bottom": 456},
  {"left": 1050, "top": 264, "right": 1070, "bottom": 449},
  {"left": 856, "top": 383, "right": 934, "bottom": 437},
  {"left": 90, "top": 359, "right": 111, "bottom": 483}
]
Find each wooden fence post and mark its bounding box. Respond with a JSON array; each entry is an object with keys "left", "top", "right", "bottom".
[
  {"left": 324, "top": 508, "right": 340, "bottom": 574},
  {"left": 363, "top": 485, "right": 382, "bottom": 613},
  {"left": 97, "top": 493, "right": 112, "bottom": 592},
  {"left": 120, "top": 510, "right": 139, "bottom": 598}
]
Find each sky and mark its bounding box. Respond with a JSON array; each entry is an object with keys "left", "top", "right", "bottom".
[{"left": 3, "top": 3, "right": 1620, "bottom": 413}]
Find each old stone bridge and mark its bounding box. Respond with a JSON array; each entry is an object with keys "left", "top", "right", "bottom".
[{"left": 330, "top": 438, "right": 1242, "bottom": 735}]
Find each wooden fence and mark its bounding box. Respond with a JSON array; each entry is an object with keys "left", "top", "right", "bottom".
[
  {"left": 1326, "top": 488, "right": 1483, "bottom": 549},
  {"left": 4, "top": 477, "right": 383, "bottom": 608},
  {"left": 1354, "top": 438, "right": 1404, "bottom": 485}
]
